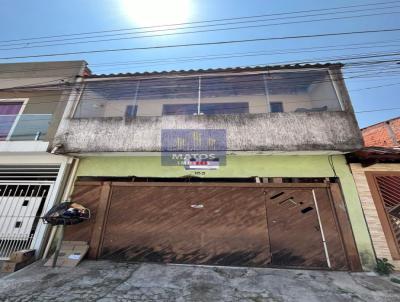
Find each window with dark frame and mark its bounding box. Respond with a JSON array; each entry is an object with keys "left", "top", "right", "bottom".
[
  {"left": 270, "top": 102, "right": 284, "bottom": 113},
  {"left": 125, "top": 105, "right": 138, "bottom": 118}
]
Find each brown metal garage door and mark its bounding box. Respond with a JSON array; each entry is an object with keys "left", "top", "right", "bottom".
[
  {"left": 65, "top": 182, "right": 361, "bottom": 270},
  {"left": 101, "top": 185, "right": 270, "bottom": 266},
  {"left": 265, "top": 188, "right": 348, "bottom": 269}
]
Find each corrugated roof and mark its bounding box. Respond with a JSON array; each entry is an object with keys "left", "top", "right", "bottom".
[
  {"left": 361, "top": 116, "right": 400, "bottom": 130},
  {"left": 87, "top": 63, "right": 343, "bottom": 79},
  {"left": 347, "top": 147, "right": 400, "bottom": 164}
]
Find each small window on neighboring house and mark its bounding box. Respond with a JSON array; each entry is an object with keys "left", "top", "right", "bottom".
[
  {"left": 125, "top": 105, "right": 138, "bottom": 118},
  {"left": 270, "top": 102, "right": 284, "bottom": 113}
]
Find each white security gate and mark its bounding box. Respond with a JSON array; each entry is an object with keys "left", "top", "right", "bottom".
[{"left": 0, "top": 182, "right": 54, "bottom": 259}]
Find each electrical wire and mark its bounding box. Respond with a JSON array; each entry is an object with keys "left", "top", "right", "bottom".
[
  {"left": 2, "top": 27, "right": 400, "bottom": 60},
  {"left": 1, "top": 65, "right": 398, "bottom": 100},
  {"left": 4, "top": 5, "right": 399, "bottom": 47},
  {"left": 0, "top": 56, "right": 397, "bottom": 100},
  {"left": 0, "top": 37, "right": 398, "bottom": 75},
  {"left": 3, "top": 9, "right": 400, "bottom": 51},
  {"left": 2, "top": 0, "right": 398, "bottom": 44},
  {"left": 355, "top": 107, "right": 400, "bottom": 113},
  {"left": 0, "top": 52, "right": 398, "bottom": 114},
  {"left": 91, "top": 41, "right": 400, "bottom": 72},
  {"left": 350, "top": 81, "right": 400, "bottom": 92}
]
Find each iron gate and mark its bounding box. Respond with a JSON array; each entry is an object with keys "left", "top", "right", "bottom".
[
  {"left": 375, "top": 175, "right": 400, "bottom": 255},
  {"left": 0, "top": 182, "right": 54, "bottom": 259}
]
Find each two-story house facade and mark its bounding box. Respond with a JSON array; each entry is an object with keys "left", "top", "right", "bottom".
[
  {"left": 53, "top": 63, "right": 376, "bottom": 271},
  {"left": 0, "top": 61, "right": 87, "bottom": 260}
]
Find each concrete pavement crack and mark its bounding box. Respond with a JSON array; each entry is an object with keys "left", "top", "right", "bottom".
[{"left": 93, "top": 264, "right": 142, "bottom": 302}]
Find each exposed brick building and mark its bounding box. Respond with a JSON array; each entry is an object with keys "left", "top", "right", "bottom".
[{"left": 362, "top": 117, "right": 400, "bottom": 147}]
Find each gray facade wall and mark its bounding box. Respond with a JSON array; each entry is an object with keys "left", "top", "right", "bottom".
[{"left": 54, "top": 111, "right": 363, "bottom": 153}]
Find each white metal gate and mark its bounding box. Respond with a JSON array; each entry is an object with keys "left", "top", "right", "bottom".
[{"left": 0, "top": 182, "right": 54, "bottom": 259}]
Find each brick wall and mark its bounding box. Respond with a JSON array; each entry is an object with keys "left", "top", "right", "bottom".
[
  {"left": 362, "top": 117, "right": 400, "bottom": 147},
  {"left": 390, "top": 118, "right": 400, "bottom": 143}
]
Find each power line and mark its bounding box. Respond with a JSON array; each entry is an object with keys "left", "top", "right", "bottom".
[
  {"left": 90, "top": 52, "right": 400, "bottom": 75},
  {"left": 0, "top": 51, "right": 398, "bottom": 103},
  {"left": 2, "top": 27, "right": 400, "bottom": 60},
  {"left": 0, "top": 38, "right": 398, "bottom": 75},
  {"left": 2, "top": 0, "right": 397, "bottom": 44},
  {"left": 0, "top": 77, "right": 74, "bottom": 91},
  {"left": 350, "top": 81, "right": 400, "bottom": 92},
  {"left": 92, "top": 40, "right": 400, "bottom": 69},
  {"left": 356, "top": 107, "right": 400, "bottom": 113},
  {"left": 5, "top": 5, "right": 400, "bottom": 47},
  {"left": 1, "top": 61, "right": 400, "bottom": 111},
  {"left": 1, "top": 53, "right": 399, "bottom": 93},
  {"left": 0, "top": 63, "right": 395, "bottom": 95},
  {"left": 3, "top": 9, "right": 400, "bottom": 50}
]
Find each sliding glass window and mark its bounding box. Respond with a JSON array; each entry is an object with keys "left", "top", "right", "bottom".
[{"left": 74, "top": 69, "right": 343, "bottom": 118}]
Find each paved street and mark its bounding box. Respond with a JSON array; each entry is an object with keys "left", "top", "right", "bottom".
[{"left": 0, "top": 260, "right": 399, "bottom": 302}]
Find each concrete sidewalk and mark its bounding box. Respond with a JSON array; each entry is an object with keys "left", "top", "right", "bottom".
[{"left": 0, "top": 260, "right": 399, "bottom": 302}]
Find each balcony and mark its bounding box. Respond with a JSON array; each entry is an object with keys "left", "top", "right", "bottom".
[
  {"left": 55, "top": 67, "right": 363, "bottom": 153},
  {"left": 74, "top": 69, "right": 345, "bottom": 118}
]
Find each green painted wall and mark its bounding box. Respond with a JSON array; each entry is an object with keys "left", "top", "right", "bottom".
[{"left": 76, "top": 154, "right": 376, "bottom": 270}]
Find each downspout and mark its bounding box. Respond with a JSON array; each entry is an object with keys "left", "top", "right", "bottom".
[{"left": 42, "top": 157, "right": 80, "bottom": 260}]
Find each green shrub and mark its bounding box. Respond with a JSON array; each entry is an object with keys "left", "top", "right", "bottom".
[{"left": 375, "top": 258, "right": 395, "bottom": 276}]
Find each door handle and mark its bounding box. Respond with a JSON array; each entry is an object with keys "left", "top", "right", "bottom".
[{"left": 191, "top": 204, "right": 204, "bottom": 209}]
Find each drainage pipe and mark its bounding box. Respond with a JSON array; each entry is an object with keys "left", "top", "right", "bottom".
[{"left": 42, "top": 157, "right": 80, "bottom": 260}]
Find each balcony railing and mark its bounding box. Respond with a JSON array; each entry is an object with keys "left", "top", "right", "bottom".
[
  {"left": 73, "top": 69, "right": 344, "bottom": 119},
  {"left": 0, "top": 114, "right": 52, "bottom": 141}
]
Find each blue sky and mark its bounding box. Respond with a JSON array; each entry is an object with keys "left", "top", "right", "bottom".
[{"left": 0, "top": 0, "right": 399, "bottom": 127}]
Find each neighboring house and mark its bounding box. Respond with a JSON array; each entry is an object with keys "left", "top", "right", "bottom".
[
  {"left": 53, "top": 63, "right": 375, "bottom": 271},
  {"left": 362, "top": 117, "right": 400, "bottom": 148},
  {"left": 0, "top": 61, "right": 87, "bottom": 260},
  {"left": 348, "top": 117, "right": 400, "bottom": 269}
]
